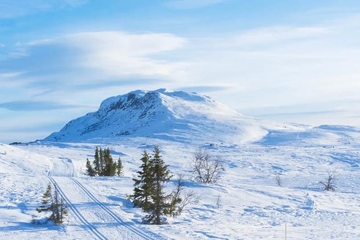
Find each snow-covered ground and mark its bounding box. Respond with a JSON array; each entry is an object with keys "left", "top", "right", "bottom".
[
  {"left": 1, "top": 125, "right": 360, "bottom": 239},
  {"left": 1, "top": 90, "right": 360, "bottom": 239}
]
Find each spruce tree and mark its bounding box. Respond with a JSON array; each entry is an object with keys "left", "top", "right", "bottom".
[
  {"left": 116, "top": 157, "right": 124, "bottom": 176},
  {"left": 52, "top": 186, "right": 60, "bottom": 223},
  {"left": 37, "top": 183, "right": 52, "bottom": 214},
  {"left": 93, "top": 147, "right": 100, "bottom": 175},
  {"left": 132, "top": 150, "right": 153, "bottom": 208},
  {"left": 36, "top": 183, "right": 67, "bottom": 224},
  {"left": 87, "top": 147, "right": 120, "bottom": 177},
  {"left": 103, "top": 148, "right": 116, "bottom": 176},
  {"left": 86, "top": 158, "right": 96, "bottom": 176},
  {"left": 99, "top": 148, "right": 104, "bottom": 175},
  {"left": 143, "top": 146, "right": 173, "bottom": 225}
]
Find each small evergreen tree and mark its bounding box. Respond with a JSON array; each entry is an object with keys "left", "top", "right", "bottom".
[
  {"left": 36, "top": 183, "right": 67, "bottom": 224},
  {"left": 36, "top": 183, "right": 52, "bottom": 214},
  {"left": 86, "top": 158, "right": 96, "bottom": 176},
  {"left": 103, "top": 148, "right": 116, "bottom": 176},
  {"left": 93, "top": 147, "right": 100, "bottom": 174},
  {"left": 99, "top": 147, "right": 104, "bottom": 175},
  {"left": 86, "top": 147, "right": 122, "bottom": 177},
  {"left": 131, "top": 147, "right": 194, "bottom": 225},
  {"left": 116, "top": 157, "right": 124, "bottom": 176},
  {"left": 142, "top": 146, "right": 173, "bottom": 225},
  {"left": 132, "top": 150, "right": 153, "bottom": 208}
]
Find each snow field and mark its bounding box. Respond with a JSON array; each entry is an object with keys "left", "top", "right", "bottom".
[{"left": 1, "top": 123, "right": 360, "bottom": 239}]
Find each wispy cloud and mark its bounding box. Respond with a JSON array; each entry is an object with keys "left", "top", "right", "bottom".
[
  {"left": 166, "top": 0, "right": 226, "bottom": 9},
  {"left": 62, "top": 31, "right": 187, "bottom": 77},
  {"left": 1, "top": 31, "right": 187, "bottom": 95},
  {"left": 233, "top": 26, "right": 329, "bottom": 46},
  {"left": 0, "top": 101, "right": 80, "bottom": 111},
  {"left": 177, "top": 85, "right": 231, "bottom": 93}
]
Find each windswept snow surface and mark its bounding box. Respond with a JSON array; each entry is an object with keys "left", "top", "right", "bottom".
[{"left": 1, "top": 124, "right": 360, "bottom": 239}]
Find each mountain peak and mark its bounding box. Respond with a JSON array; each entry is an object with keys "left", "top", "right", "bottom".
[{"left": 43, "top": 89, "right": 271, "bottom": 143}]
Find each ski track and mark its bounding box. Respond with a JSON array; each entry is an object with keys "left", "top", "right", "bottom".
[
  {"left": 48, "top": 157, "right": 163, "bottom": 239},
  {"left": 48, "top": 176, "right": 107, "bottom": 240},
  {"left": 49, "top": 175, "right": 163, "bottom": 240},
  {"left": 70, "top": 177, "right": 164, "bottom": 240}
]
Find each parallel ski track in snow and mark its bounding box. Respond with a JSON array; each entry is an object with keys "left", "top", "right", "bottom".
[
  {"left": 71, "top": 177, "right": 163, "bottom": 240},
  {"left": 48, "top": 176, "right": 107, "bottom": 240}
]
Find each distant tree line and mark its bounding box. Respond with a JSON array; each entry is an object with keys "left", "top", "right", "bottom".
[{"left": 86, "top": 147, "right": 123, "bottom": 176}]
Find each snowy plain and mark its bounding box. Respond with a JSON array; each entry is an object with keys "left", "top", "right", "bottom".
[{"left": 1, "top": 90, "right": 360, "bottom": 239}]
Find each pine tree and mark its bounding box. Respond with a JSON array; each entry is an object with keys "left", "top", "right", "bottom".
[
  {"left": 99, "top": 148, "right": 104, "bottom": 175},
  {"left": 93, "top": 147, "right": 100, "bottom": 175},
  {"left": 86, "top": 158, "right": 96, "bottom": 176},
  {"left": 87, "top": 147, "right": 121, "bottom": 177},
  {"left": 36, "top": 183, "right": 67, "bottom": 224},
  {"left": 103, "top": 148, "right": 116, "bottom": 176},
  {"left": 116, "top": 157, "right": 124, "bottom": 176},
  {"left": 52, "top": 186, "right": 60, "bottom": 223},
  {"left": 143, "top": 146, "right": 173, "bottom": 225},
  {"left": 132, "top": 150, "right": 153, "bottom": 208},
  {"left": 37, "top": 183, "right": 52, "bottom": 214},
  {"left": 51, "top": 185, "right": 67, "bottom": 224}
]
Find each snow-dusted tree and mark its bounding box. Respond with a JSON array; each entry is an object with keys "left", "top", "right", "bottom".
[
  {"left": 192, "top": 149, "right": 223, "bottom": 183},
  {"left": 36, "top": 183, "right": 52, "bottom": 214},
  {"left": 132, "top": 147, "right": 194, "bottom": 225},
  {"left": 86, "top": 158, "right": 96, "bottom": 176},
  {"left": 36, "top": 183, "right": 67, "bottom": 224},
  {"left": 93, "top": 147, "right": 100, "bottom": 174},
  {"left": 132, "top": 150, "right": 153, "bottom": 208},
  {"left": 116, "top": 157, "right": 124, "bottom": 176},
  {"left": 51, "top": 186, "right": 67, "bottom": 224},
  {"left": 87, "top": 147, "right": 121, "bottom": 176},
  {"left": 99, "top": 147, "right": 104, "bottom": 174},
  {"left": 103, "top": 148, "right": 116, "bottom": 176},
  {"left": 142, "top": 146, "right": 173, "bottom": 225}
]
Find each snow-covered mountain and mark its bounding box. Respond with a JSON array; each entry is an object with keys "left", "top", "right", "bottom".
[
  {"left": 43, "top": 89, "right": 360, "bottom": 147},
  {"left": 45, "top": 89, "right": 301, "bottom": 143},
  {"left": 44, "top": 88, "right": 359, "bottom": 147}
]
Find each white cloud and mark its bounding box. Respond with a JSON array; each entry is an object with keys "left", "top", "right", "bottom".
[
  {"left": 234, "top": 26, "right": 329, "bottom": 46},
  {"left": 58, "top": 31, "right": 187, "bottom": 78},
  {"left": 168, "top": 20, "right": 360, "bottom": 118},
  {"left": 0, "top": 31, "right": 188, "bottom": 103}
]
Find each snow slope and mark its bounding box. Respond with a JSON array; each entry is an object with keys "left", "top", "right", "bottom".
[{"left": 2, "top": 89, "right": 360, "bottom": 239}]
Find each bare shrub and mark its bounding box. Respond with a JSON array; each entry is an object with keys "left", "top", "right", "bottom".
[
  {"left": 215, "top": 195, "right": 222, "bottom": 209},
  {"left": 319, "top": 171, "right": 337, "bottom": 191},
  {"left": 275, "top": 172, "right": 282, "bottom": 187},
  {"left": 169, "top": 175, "right": 199, "bottom": 217},
  {"left": 192, "top": 149, "right": 223, "bottom": 184}
]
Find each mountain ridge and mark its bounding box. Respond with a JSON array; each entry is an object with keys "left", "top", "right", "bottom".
[
  {"left": 44, "top": 89, "right": 283, "bottom": 143},
  {"left": 43, "top": 88, "right": 359, "bottom": 146}
]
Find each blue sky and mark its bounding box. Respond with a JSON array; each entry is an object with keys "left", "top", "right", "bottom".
[{"left": 1, "top": 0, "right": 360, "bottom": 143}]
